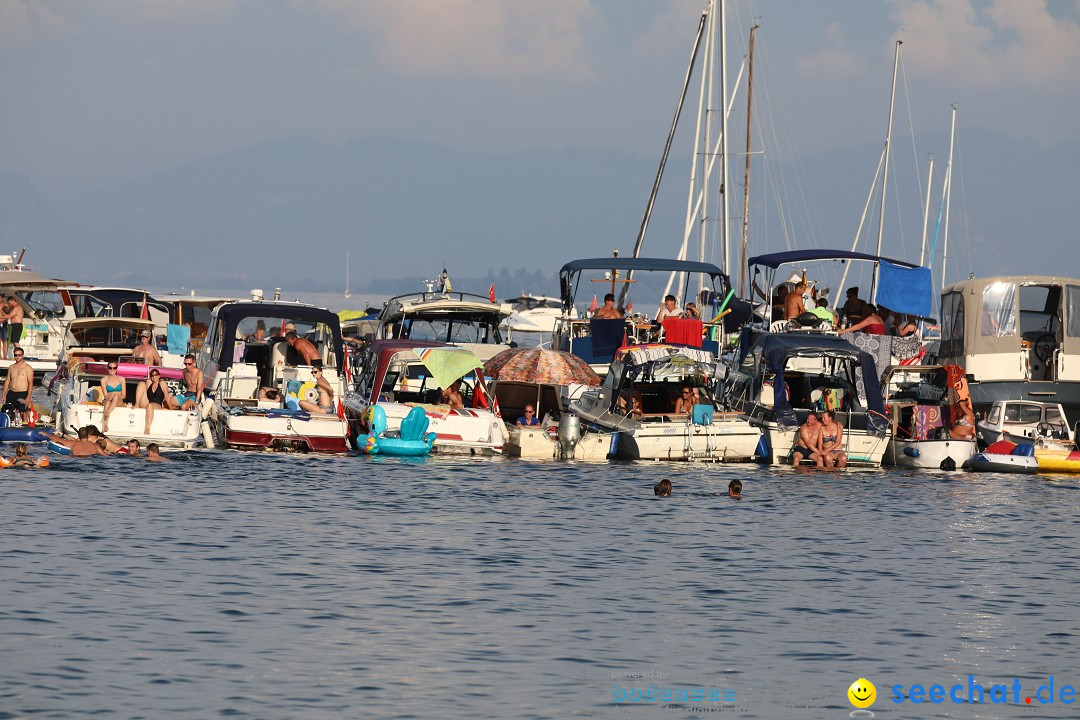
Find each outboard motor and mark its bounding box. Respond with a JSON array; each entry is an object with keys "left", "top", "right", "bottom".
[{"left": 559, "top": 413, "right": 581, "bottom": 459}]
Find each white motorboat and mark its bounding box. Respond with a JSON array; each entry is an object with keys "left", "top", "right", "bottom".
[
  {"left": 976, "top": 399, "right": 1075, "bottom": 447},
  {"left": 345, "top": 339, "right": 507, "bottom": 455},
  {"left": 48, "top": 317, "right": 202, "bottom": 447},
  {"left": 199, "top": 298, "right": 350, "bottom": 453},
  {"left": 564, "top": 344, "right": 761, "bottom": 462},
  {"left": 723, "top": 332, "right": 891, "bottom": 466},
  {"left": 503, "top": 294, "right": 565, "bottom": 335},
  {"left": 880, "top": 364, "right": 977, "bottom": 470}
]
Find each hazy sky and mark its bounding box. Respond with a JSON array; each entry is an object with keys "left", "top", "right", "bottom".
[{"left": 3, "top": 0, "right": 1079, "bottom": 183}]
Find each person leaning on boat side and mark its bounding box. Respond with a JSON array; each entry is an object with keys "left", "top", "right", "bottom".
[
  {"left": 440, "top": 378, "right": 465, "bottom": 409},
  {"left": 1, "top": 346, "right": 34, "bottom": 423},
  {"left": 819, "top": 410, "right": 847, "bottom": 469},
  {"left": 949, "top": 398, "right": 976, "bottom": 441},
  {"left": 175, "top": 354, "right": 204, "bottom": 411},
  {"left": 84, "top": 425, "right": 124, "bottom": 453},
  {"left": 44, "top": 428, "right": 109, "bottom": 457},
  {"left": 299, "top": 362, "right": 336, "bottom": 415},
  {"left": 145, "top": 442, "right": 170, "bottom": 462},
  {"left": 284, "top": 330, "right": 320, "bottom": 365},
  {"left": 132, "top": 330, "right": 162, "bottom": 366},
  {"left": 593, "top": 293, "right": 623, "bottom": 320},
  {"left": 136, "top": 368, "right": 176, "bottom": 435},
  {"left": 784, "top": 282, "right": 808, "bottom": 320},
  {"left": 791, "top": 411, "right": 824, "bottom": 467},
  {"left": 125, "top": 438, "right": 141, "bottom": 457},
  {"left": 0, "top": 296, "right": 25, "bottom": 359},
  {"left": 837, "top": 305, "right": 886, "bottom": 336}
]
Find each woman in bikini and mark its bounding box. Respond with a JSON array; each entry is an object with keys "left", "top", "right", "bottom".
[
  {"left": 100, "top": 362, "right": 126, "bottom": 433},
  {"left": 135, "top": 368, "right": 176, "bottom": 435},
  {"left": 820, "top": 410, "right": 847, "bottom": 469},
  {"left": 837, "top": 304, "right": 887, "bottom": 336}
]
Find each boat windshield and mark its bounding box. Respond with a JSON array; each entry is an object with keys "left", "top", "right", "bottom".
[{"left": 400, "top": 318, "right": 503, "bottom": 344}]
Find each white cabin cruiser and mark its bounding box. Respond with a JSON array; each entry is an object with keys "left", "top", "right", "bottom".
[
  {"left": 564, "top": 344, "right": 761, "bottom": 462},
  {"left": 504, "top": 294, "right": 565, "bottom": 335},
  {"left": 48, "top": 317, "right": 202, "bottom": 447},
  {"left": 880, "top": 364, "right": 977, "bottom": 470},
  {"left": 977, "top": 399, "right": 1075, "bottom": 448},
  {"left": 345, "top": 339, "right": 507, "bottom": 455},
  {"left": 199, "top": 299, "right": 349, "bottom": 453}
]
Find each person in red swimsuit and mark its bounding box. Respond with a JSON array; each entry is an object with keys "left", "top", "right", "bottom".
[{"left": 838, "top": 304, "right": 887, "bottom": 335}]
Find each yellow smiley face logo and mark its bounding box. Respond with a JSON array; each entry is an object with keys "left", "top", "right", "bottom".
[{"left": 848, "top": 678, "right": 876, "bottom": 708}]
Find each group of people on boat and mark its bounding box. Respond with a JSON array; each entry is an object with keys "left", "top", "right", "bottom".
[
  {"left": 769, "top": 282, "right": 918, "bottom": 337},
  {"left": 98, "top": 351, "right": 205, "bottom": 434}
]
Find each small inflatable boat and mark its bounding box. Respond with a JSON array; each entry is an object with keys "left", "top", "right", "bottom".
[{"left": 965, "top": 441, "right": 1038, "bottom": 474}]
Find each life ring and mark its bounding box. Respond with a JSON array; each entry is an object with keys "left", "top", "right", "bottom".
[{"left": 47, "top": 440, "right": 72, "bottom": 456}]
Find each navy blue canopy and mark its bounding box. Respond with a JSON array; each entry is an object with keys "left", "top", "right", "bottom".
[
  {"left": 747, "top": 250, "right": 921, "bottom": 269},
  {"left": 214, "top": 302, "right": 343, "bottom": 373},
  {"left": 560, "top": 257, "right": 728, "bottom": 276}
]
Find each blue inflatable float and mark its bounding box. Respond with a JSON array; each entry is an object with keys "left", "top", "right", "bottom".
[{"left": 360, "top": 405, "right": 436, "bottom": 457}]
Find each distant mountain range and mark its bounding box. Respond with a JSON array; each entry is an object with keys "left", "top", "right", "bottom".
[{"left": 2, "top": 129, "right": 1076, "bottom": 297}]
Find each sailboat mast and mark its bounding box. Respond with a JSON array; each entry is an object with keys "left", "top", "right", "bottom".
[
  {"left": 919, "top": 156, "right": 934, "bottom": 266},
  {"left": 871, "top": 40, "right": 902, "bottom": 305},
  {"left": 739, "top": 23, "right": 759, "bottom": 298},
  {"left": 941, "top": 104, "right": 957, "bottom": 292},
  {"left": 718, "top": 0, "right": 731, "bottom": 290},
  {"left": 698, "top": 0, "right": 716, "bottom": 277}
]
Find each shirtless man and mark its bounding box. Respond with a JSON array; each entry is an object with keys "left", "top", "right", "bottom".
[
  {"left": 45, "top": 427, "right": 109, "bottom": 457},
  {"left": 132, "top": 331, "right": 162, "bottom": 366},
  {"left": 285, "top": 330, "right": 320, "bottom": 365},
  {"left": 784, "top": 282, "right": 807, "bottom": 320},
  {"left": 298, "top": 363, "right": 335, "bottom": 414},
  {"left": 145, "top": 442, "right": 170, "bottom": 462},
  {"left": 1, "top": 346, "right": 34, "bottom": 423},
  {"left": 440, "top": 378, "right": 464, "bottom": 409},
  {"left": 790, "top": 411, "right": 823, "bottom": 467},
  {"left": 176, "top": 354, "right": 204, "bottom": 410},
  {"left": 0, "top": 296, "right": 25, "bottom": 359},
  {"left": 593, "top": 293, "right": 623, "bottom": 320}
]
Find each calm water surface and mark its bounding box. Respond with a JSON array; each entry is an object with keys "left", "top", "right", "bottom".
[{"left": 2, "top": 452, "right": 1079, "bottom": 719}]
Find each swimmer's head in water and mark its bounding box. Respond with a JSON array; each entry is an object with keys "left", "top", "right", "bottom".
[{"left": 654, "top": 479, "right": 672, "bottom": 497}]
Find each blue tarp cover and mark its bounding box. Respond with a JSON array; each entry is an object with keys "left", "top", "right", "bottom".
[{"left": 876, "top": 262, "right": 933, "bottom": 318}]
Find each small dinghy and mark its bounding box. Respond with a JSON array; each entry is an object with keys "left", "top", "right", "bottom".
[{"left": 965, "top": 441, "right": 1038, "bottom": 474}]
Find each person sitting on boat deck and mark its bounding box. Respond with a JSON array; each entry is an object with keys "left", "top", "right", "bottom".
[
  {"left": 284, "top": 330, "right": 320, "bottom": 365},
  {"left": 784, "top": 282, "right": 808, "bottom": 320},
  {"left": 673, "top": 384, "right": 700, "bottom": 414},
  {"left": 810, "top": 298, "right": 838, "bottom": 325},
  {"left": 247, "top": 320, "right": 268, "bottom": 343},
  {"left": 175, "top": 354, "right": 204, "bottom": 411},
  {"left": 136, "top": 368, "right": 176, "bottom": 435},
  {"left": 837, "top": 305, "right": 887, "bottom": 335},
  {"left": 728, "top": 478, "right": 742, "bottom": 498},
  {"left": 654, "top": 479, "right": 672, "bottom": 497},
  {"left": 791, "top": 411, "right": 824, "bottom": 467},
  {"left": 656, "top": 295, "right": 683, "bottom": 322},
  {"left": 100, "top": 361, "right": 126, "bottom": 433},
  {"left": 684, "top": 302, "right": 700, "bottom": 319},
  {"left": 132, "top": 330, "right": 163, "bottom": 366},
  {"left": 145, "top": 442, "right": 170, "bottom": 462},
  {"left": 258, "top": 387, "right": 281, "bottom": 402},
  {"left": 0, "top": 295, "right": 25, "bottom": 359},
  {"left": 593, "top": 293, "right": 623, "bottom": 320},
  {"left": 842, "top": 287, "right": 867, "bottom": 325},
  {"left": 819, "top": 409, "right": 847, "bottom": 469},
  {"left": 297, "top": 362, "right": 336, "bottom": 415},
  {"left": 516, "top": 404, "right": 541, "bottom": 428},
  {"left": 949, "top": 398, "right": 977, "bottom": 440},
  {"left": 126, "top": 438, "right": 141, "bottom": 456},
  {"left": 771, "top": 285, "right": 789, "bottom": 321},
  {"left": 1, "top": 346, "right": 34, "bottom": 423},
  {"left": 440, "top": 378, "right": 465, "bottom": 409},
  {"left": 45, "top": 427, "right": 109, "bottom": 457}
]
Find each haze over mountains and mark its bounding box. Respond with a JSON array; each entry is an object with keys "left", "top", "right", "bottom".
[{"left": 2, "top": 129, "right": 1075, "bottom": 299}]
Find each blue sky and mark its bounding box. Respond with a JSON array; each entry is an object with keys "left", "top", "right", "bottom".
[{"left": 3, "top": 0, "right": 1078, "bottom": 181}]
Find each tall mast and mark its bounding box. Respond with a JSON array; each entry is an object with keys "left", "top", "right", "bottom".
[
  {"left": 919, "top": 156, "right": 934, "bottom": 266},
  {"left": 698, "top": 0, "right": 716, "bottom": 279},
  {"left": 941, "top": 104, "right": 957, "bottom": 292},
  {"left": 871, "top": 40, "right": 902, "bottom": 304},
  {"left": 739, "top": 23, "right": 759, "bottom": 298},
  {"left": 718, "top": 0, "right": 731, "bottom": 290}
]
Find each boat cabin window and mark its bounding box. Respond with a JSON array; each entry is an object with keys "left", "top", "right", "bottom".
[
  {"left": 1019, "top": 285, "right": 1061, "bottom": 339},
  {"left": 1004, "top": 404, "right": 1043, "bottom": 424},
  {"left": 1045, "top": 406, "right": 1065, "bottom": 425},
  {"left": 19, "top": 291, "right": 65, "bottom": 317},
  {"left": 1067, "top": 285, "right": 1080, "bottom": 338},
  {"left": 980, "top": 282, "right": 1017, "bottom": 337},
  {"left": 941, "top": 291, "right": 965, "bottom": 357},
  {"left": 986, "top": 405, "right": 1000, "bottom": 426},
  {"left": 402, "top": 318, "right": 503, "bottom": 345}
]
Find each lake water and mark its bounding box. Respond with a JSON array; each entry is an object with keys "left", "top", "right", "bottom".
[{"left": 2, "top": 454, "right": 1079, "bottom": 719}]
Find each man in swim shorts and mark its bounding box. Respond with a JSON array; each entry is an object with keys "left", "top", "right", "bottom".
[
  {"left": 175, "top": 354, "right": 204, "bottom": 410},
  {"left": 0, "top": 296, "right": 24, "bottom": 358},
  {"left": 298, "top": 362, "right": 335, "bottom": 415},
  {"left": 791, "top": 411, "right": 823, "bottom": 467},
  {"left": 0, "top": 346, "right": 34, "bottom": 423}
]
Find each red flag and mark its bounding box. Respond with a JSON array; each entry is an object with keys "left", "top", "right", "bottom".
[
  {"left": 588, "top": 294, "right": 598, "bottom": 313},
  {"left": 627, "top": 300, "right": 633, "bottom": 314},
  {"left": 488, "top": 282, "right": 496, "bottom": 303},
  {"left": 140, "top": 293, "right": 149, "bottom": 320}
]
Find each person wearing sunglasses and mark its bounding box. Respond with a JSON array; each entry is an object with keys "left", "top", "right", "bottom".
[
  {"left": 0, "top": 346, "right": 34, "bottom": 424},
  {"left": 516, "top": 405, "right": 541, "bottom": 428},
  {"left": 297, "top": 361, "right": 335, "bottom": 415},
  {"left": 100, "top": 362, "right": 126, "bottom": 432},
  {"left": 135, "top": 368, "right": 176, "bottom": 435},
  {"left": 175, "top": 354, "right": 204, "bottom": 411}
]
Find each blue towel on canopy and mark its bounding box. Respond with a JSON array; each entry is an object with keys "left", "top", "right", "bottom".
[{"left": 167, "top": 324, "right": 191, "bottom": 355}]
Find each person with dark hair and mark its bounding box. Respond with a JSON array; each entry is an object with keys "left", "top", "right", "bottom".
[
  {"left": 838, "top": 305, "right": 886, "bottom": 335},
  {"left": 654, "top": 479, "right": 672, "bottom": 496},
  {"left": 820, "top": 410, "right": 847, "bottom": 468},
  {"left": 593, "top": 293, "right": 623, "bottom": 319},
  {"left": 176, "top": 354, "right": 204, "bottom": 411},
  {"left": 810, "top": 297, "right": 837, "bottom": 324},
  {"left": 728, "top": 479, "right": 742, "bottom": 498},
  {"left": 784, "top": 282, "right": 807, "bottom": 320},
  {"left": 146, "top": 443, "right": 170, "bottom": 462},
  {"left": 791, "top": 412, "right": 823, "bottom": 467},
  {"left": 656, "top": 294, "right": 682, "bottom": 322},
  {"left": 135, "top": 368, "right": 176, "bottom": 435},
  {"left": 126, "top": 439, "right": 141, "bottom": 456},
  {"left": 44, "top": 427, "right": 108, "bottom": 457},
  {"left": 843, "top": 287, "right": 867, "bottom": 325},
  {"left": 285, "top": 330, "right": 320, "bottom": 365}
]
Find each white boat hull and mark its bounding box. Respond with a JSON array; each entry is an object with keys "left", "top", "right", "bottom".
[
  {"left": 212, "top": 404, "right": 349, "bottom": 453},
  {"left": 506, "top": 426, "right": 558, "bottom": 458},
  {"left": 757, "top": 423, "right": 887, "bottom": 467},
  {"left": 57, "top": 403, "right": 202, "bottom": 448},
  {"left": 884, "top": 438, "right": 977, "bottom": 469},
  {"left": 347, "top": 399, "right": 507, "bottom": 456}
]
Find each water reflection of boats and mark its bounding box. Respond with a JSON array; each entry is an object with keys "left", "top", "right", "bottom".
[{"left": 564, "top": 344, "right": 760, "bottom": 462}]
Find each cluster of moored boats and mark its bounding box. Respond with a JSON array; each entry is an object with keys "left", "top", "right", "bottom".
[{"left": 2, "top": 251, "right": 1078, "bottom": 475}]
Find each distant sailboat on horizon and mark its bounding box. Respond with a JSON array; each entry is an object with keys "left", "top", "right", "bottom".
[{"left": 344, "top": 250, "right": 352, "bottom": 300}]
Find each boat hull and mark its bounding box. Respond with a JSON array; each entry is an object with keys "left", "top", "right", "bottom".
[
  {"left": 884, "top": 438, "right": 977, "bottom": 470},
  {"left": 966, "top": 452, "right": 1038, "bottom": 474},
  {"left": 56, "top": 403, "right": 202, "bottom": 448},
  {"left": 1035, "top": 449, "right": 1080, "bottom": 474},
  {"left": 612, "top": 420, "right": 760, "bottom": 462},
  {"left": 756, "top": 424, "right": 887, "bottom": 467},
  {"left": 506, "top": 426, "right": 558, "bottom": 459}
]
